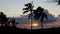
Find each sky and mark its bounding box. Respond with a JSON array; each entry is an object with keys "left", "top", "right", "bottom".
[
  {"left": 0, "top": 0, "right": 60, "bottom": 17},
  {"left": 0, "top": 0, "right": 60, "bottom": 29}
]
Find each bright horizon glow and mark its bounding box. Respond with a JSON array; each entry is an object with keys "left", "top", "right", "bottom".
[{"left": 32, "top": 23, "right": 40, "bottom": 27}]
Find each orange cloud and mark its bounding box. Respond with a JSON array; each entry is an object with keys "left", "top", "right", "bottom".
[
  {"left": 43, "top": 21, "right": 60, "bottom": 27},
  {"left": 49, "top": 11, "right": 60, "bottom": 17}
]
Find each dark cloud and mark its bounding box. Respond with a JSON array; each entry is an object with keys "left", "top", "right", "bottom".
[
  {"left": 43, "top": 9, "right": 56, "bottom": 23},
  {"left": 15, "top": 16, "right": 29, "bottom": 24},
  {"left": 9, "top": 9, "right": 57, "bottom": 24},
  {"left": 57, "top": 14, "right": 60, "bottom": 21}
]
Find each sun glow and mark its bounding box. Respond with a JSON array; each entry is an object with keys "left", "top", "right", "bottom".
[
  {"left": 16, "top": 21, "right": 40, "bottom": 27},
  {"left": 31, "top": 21, "right": 40, "bottom": 27},
  {"left": 32, "top": 23, "right": 39, "bottom": 27}
]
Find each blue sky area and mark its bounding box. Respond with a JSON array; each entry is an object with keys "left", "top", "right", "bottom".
[{"left": 0, "top": 0, "right": 60, "bottom": 17}]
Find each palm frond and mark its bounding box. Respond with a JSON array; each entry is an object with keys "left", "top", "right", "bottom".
[
  {"left": 23, "top": 11, "right": 29, "bottom": 14},
  {"left": 44, "top": 13, "right": 48, "bottom": 19},
  {"left": 23, "top": 8, "right": 29, "bottom": 10}
]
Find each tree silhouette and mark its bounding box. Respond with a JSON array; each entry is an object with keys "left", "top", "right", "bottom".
[
  {"left": 24, "top": 6, "right": 48, "bottom": 29},
  {"left": 7, "top": 18, "right": 16, "bottom": 27},
  {"left": 0, "top": 12, "right": 8, "bottom": 26},
  {"left": 23, "top": 2, "right": 48, "bottom": 29},
  {"left": 11, "top": 18, "right": 15, "bottom": 25},
  {"left": 23, "top": 1, "right": 34, "bottom": 29},
  {"left": 33, "top": 7, "right": 48, "bottom": 29}
]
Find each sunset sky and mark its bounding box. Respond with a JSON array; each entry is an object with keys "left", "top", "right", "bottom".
[
  {"left": 0, "top": 0, "right": 60, "bottom": 17},
  {"left": 0, "top": 0, "right": 60, "bottom": 29}
]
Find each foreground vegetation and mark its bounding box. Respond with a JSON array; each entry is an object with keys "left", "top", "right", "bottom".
[{"left": 0, "top": 25, "right": 60, "bottom": 32}]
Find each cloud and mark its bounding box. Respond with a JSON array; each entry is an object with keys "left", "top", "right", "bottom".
[
  {"left": 49, "top": 11, "right": 60, "bottom": 17},
  {"left": 43, "top": 9, "right": 56, "bottom": 23},
  {"left": 10, "top": 9, "right": 57, "bottom": 24},
  {"left": 56, "top": 14, "right": 60, "bottom": 21},
  {"left": 8, "top": 9, "right": 60, "bottom": 29}
]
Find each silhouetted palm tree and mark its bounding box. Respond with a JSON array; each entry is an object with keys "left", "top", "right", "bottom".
[
  {"left": 0, "top": 12, "right": 8, "bottom": 26},
  {"left": 26, "top": 7, "right": 48, "bottom": 29},
  {"left": 23, "top": 1, "right": 34, "bottom": 29},
  {"left": 33, "top": 7, "right": 48, "bottom": 29},
  {"left": 23, "top": 2, "right": 48, "bottom": 29}
]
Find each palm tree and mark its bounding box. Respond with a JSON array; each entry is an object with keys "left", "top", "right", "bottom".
[
  {"left": 0, "top": 12, "right": 8, "bottom": 26},
  {"left": 23, "top": 1, "right": 34, "bottom": 29},
  {"left": 33, "top": 7, "right": 48, "bottom": 29},
  {"left": 23, "top": 1, "right": 48, "bottom": 29}
]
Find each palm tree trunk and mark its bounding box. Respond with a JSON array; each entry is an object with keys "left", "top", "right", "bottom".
[
  {"left": 31, "top": 15, "right": 32, "bottom": 30},
  {"left": 41, "top": 21, "right": 43, "bottom": 29},
  {"left": 31, "top": 8, "right": 33, "bottom": 30},
  {"left": 31, "top": 1, "right": 33, "bottom": 30}
]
